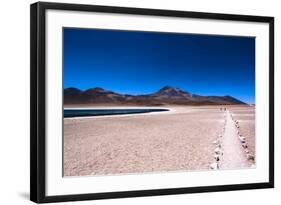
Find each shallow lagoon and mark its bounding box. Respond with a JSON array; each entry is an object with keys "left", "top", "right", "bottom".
[{"left": 64, "top": 108, "right": 169, "bottom": 118}]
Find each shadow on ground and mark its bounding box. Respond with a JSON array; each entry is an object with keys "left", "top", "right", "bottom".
[{"left": 18, "top": 192, "right": 29, "bottom": 200}]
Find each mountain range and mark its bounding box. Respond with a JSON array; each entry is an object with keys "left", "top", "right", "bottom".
[{"left": 64, "top": 86, "right": 246, "bottom": 106}]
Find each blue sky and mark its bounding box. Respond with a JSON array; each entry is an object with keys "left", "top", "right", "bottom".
[{"left": 63, "top": 28, "right": 255, "bottom": 104}]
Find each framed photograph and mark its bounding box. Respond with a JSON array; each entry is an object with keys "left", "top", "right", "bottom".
[{"left": 30, "top": 2, "right": 274, "bottom": 203}]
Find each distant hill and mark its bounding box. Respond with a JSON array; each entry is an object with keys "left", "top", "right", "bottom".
[{"left": 64, "top": 86, "right": 246, "bottom": 105}]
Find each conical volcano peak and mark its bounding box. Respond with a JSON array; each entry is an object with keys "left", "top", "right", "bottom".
[{"left": 158, "top": 86, "right": 189, "bottom": 94}]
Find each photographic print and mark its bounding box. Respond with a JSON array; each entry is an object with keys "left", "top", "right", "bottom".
[
  {"left": 31, "top": 2, "right": 274, "bottom": 202},
  {"left": 63, "top": 28, "right": 256, "bottom": 177}
]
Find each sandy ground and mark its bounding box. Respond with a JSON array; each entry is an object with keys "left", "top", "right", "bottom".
[
  {"left": 228, "top": 106, "right": 255, "bottom": 162},
  {"left": 63, "top": 105, "right": 255, "bottom": 177}
]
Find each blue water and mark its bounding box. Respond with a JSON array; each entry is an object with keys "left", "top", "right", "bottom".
[{"left": 64, "top": 108, "right": 169, "bottom": 118}]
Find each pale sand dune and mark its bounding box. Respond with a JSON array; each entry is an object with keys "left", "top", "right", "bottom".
[{"left": 63, "top": 105, "right": 255, "bottom": 177}]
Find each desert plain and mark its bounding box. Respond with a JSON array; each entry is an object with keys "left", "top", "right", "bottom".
[{"left": 63, "top": 105, "right": 255, "bottom": 176}]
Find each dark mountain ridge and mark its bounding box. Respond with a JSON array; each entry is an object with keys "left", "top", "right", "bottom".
[{"left": 64, "top": 86, "right": 246, "bottom": 105}]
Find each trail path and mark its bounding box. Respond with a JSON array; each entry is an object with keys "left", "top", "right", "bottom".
[{"left": 220, "top": 110, "right": 250, "bottom": 169}]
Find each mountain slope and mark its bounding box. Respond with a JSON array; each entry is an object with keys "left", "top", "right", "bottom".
[{"left": 64, "top": 86, "right": 247, "bottom": 105}]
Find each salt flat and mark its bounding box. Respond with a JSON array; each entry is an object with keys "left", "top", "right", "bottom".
[{"left": 63, "top": 105, "right": 255, "bottom": 177}]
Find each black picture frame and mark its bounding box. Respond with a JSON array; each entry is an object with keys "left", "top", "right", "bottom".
[{"left": 30, "top": 2, "right": 274, "bottom": 203}]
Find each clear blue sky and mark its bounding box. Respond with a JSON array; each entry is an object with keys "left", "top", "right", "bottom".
[{"left": 63, "top": 28, "right": 255, "bottom": 104}]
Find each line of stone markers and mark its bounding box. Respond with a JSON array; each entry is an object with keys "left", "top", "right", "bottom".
[
  {"left": 209, "top": 109, "right": 255, "bottom": 170},
  {"left": 230, "top": 113, "right": 255, "bottom": 166},
  {"left": 209, "top": 110, "right": 226, "bottom": 170}
]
